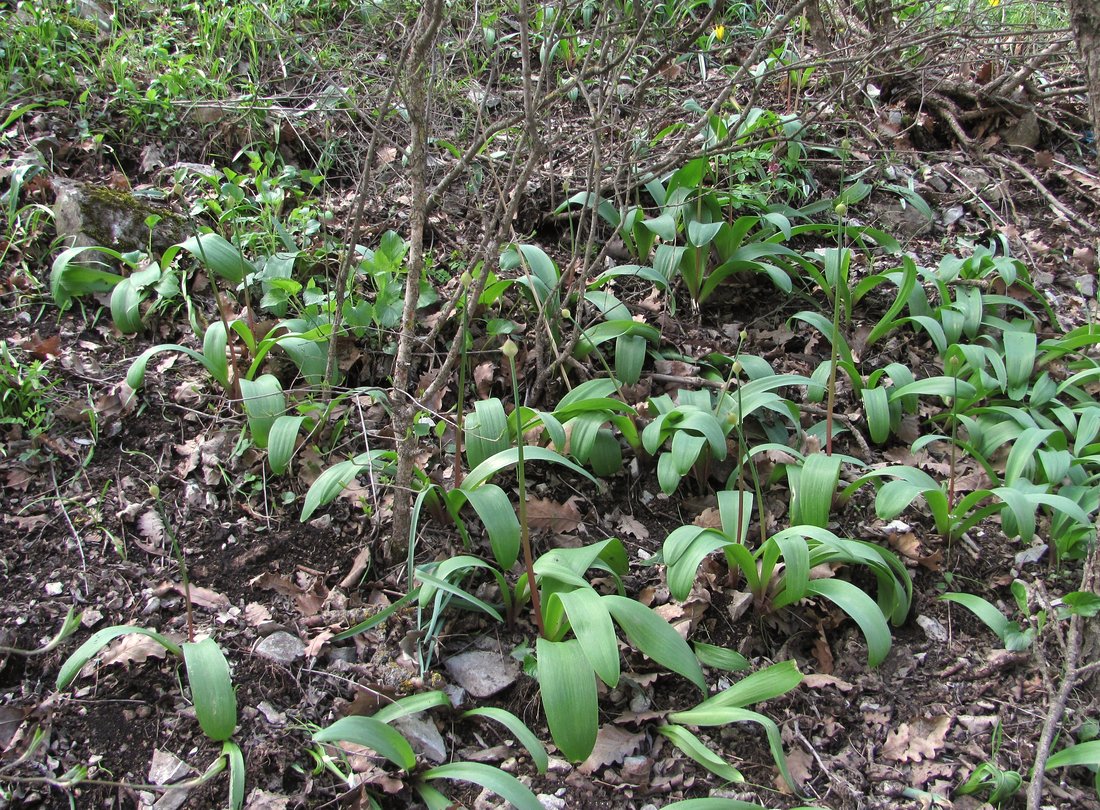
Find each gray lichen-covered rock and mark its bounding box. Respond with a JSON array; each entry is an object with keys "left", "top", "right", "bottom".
[{"left": 52, "top": 178, "right": 191, "bottom": 255}]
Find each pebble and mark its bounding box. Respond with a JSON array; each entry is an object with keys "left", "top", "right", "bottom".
[
  {"left": 393, "top": 712, "right": 447, "bottom": 764},
  {"left": 254, "top": 631, "right": 305, "bottom": 664},
  {"left": 443, "top": 650, "right": 519, "bottom": 697},
  {"left": 916, "top": 614, "right": 948, "bottom": 643}
]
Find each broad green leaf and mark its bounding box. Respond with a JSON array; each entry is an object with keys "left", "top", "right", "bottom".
[
  {"left": 57, "top": 626, "right": 181, "bottom": 690},
  {"left": 415, "top": 569, "right": 503, "bottom": 622},
  {"left": 666, "top": 704, "right": 798, "bottom": 791},
  {"left": 181, "top": 638, "right": 238, "bottom": 742},
  {"left": 536, "top": 637, "right": 597, "bottom": 762},
  {"left": 615, "top": 333, "right": 648, "bottom": 385},
  {"left": 465, "top": 398, "right": 510, "bottom": 470},
  {"left": 556, "top": 588, "right": 620, "bottom": 687},
  {"left": 267, "top": 415, "right": 305, "bottom": 474},
  {"left": 372, "top": 692, "right": 451, "bottom": 724},
  {"left": 656, "top": 724, "right": 743, "bottom": 784},
  {"left": 1046, "top": 740, "right": 1100, "bottom": 770},
  {"left": 333, "top": 589, "right": 420, "bottom": 640},
  {"left": 463, "top": 446, "right": 597, "bottom": 490},
  {"left": 464, "top": 484, "right": 521, "bottom": 569},
  {"left": 463, "top": 707, "right": 549, "bottom": 774},
  {"left": 643, "top": 212, "right": 678, "bottom": 242},
  {"left": 127, "top": 343, "right": 225, "bottom": 392},
  {"left": 693, "top": 660, "right": 802, "bottom": 711},
  {"left": 415, "top": 782, "right": 453, "bottom": 810},
  {"left": 807, "top": 579, "right": 892, "bottom": 666},
  {"left": 50, "top": 245, "right": 127, "bottom": 309},
  {"left": 662, "top": 800, "right": 774, "bottom": 810},
  {"left": 301, "top": 452, "right": 384, "bottom": 521},
  {"left": 1003, "top": 327, "right": 1036, "bottom": 400},
  {"left": 239, "top": 375, "right": 286, "bottom": 448},
  {"left": 603, "top": 595, "right": 705, "bottom": 690},
  {"left": 223, "top": 741, "right": 245, "bottom": 810},
  {"left": 692, "top": 642, "right": 749, "bottom": 672},
  {"left": 422, "top": 762, "right": 542, "bottom": 810},
  {"left": 862, "top": 386, "right": 892, "bottom": 444},
  {"left": 941, "top": 593, "right": 1011, "bottom": 640},
  {"left": 313, "top": 716, "right": 416, "bottom": 770},
  {"left": 174, "top": 232, "right": 254, "bottom": 284},
  {"left": 790, "top": 453, "right": 841, "bottom": 527},
  {"left": 664, "top": 528, "right": 730, "bottom": 601},
  {"left": 109, "top": 277, "right": 145, "bottom": 334},
  {"left": 891, "top": 375, "right": 978, "bottom": 403}
]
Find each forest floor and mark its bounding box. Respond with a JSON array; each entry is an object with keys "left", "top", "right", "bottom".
[{"left": 2, "top": 2, "right": 1100, "bottom": 809}]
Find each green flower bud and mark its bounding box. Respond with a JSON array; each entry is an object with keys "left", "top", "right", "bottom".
[
  {"left": 460, "top": 270, "right": 472, "bottom": 288},
  {"left": 501, "top": 338, "right": 518, "bottom": 359},
  {"left": 834, "top": 202, "right": 848, "bottom": 217},
  {"left": 148, "top": 483, "right": 160, "bottom": 499}
]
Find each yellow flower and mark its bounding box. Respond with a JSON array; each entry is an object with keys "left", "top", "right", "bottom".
[
  {"left": 714, "top": 24, "right": 725, "bottom": 42},
  {"left": 989, "top": 0, "right": 1000, "bottom": 5}
]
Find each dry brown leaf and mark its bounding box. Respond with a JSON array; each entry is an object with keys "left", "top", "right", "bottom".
[
  {"left": 339, "top": 547, "right": 372, "bottom": 590},
  {"left": 99, "top": 633, "right": 175, "bottom": 669},
  {"left": 653, "top": 359, "right": 698, "bottom": 378},
  {"left": 615, "top": 514, "right": 649, "bottom": 540},
  {"left": 305, "top": 630, "right": 334, "bottom": 659},
  {"left": 919, "top": 549, "right": 944, "bottom": 572},
  {"left": 811, "top": 635, "right": 834, "bottom": 674},
  {"left": 22, "top": 333, "right": 60, "bottom": 360},
  {"left": 473, "top": 361, "right": 495, "bottom": 399},
  {"left": 174, "top": 437, "right": 204, "bottom": 478},
  {"left": 243, "top": 603, "right": 273, "bottom": 627},
  {"left": 802, "top": 673, "right": 854, "bottom": 692},
  {"left": 526, "top": 496, "right": 582, "bottom": 533},
  {"left": 888, "top": 530, "right": 922, "bottom": 560},
  {"left": 253, "top": 572, "right": 302, "bottom": 597},
  {"left": 3, "top": 467, "right": 33, "bottom": 493},
  {"left": 180, "top": 584, "right": 230, "bottom": 610},
  {"left": 578, "top": 724, "right": 646, "bottom": 775},
  {"left": 881, "top": 715, "right": 952, "bottom": 763},
  {"left": 775, "top": 746, "right": 813, "bottom": 793},
  {"left": 693, "top": 507, "right": 722, "bottom": 529},
  {"left": 137, "top": 510, "right": 166, "bottom": 548}
]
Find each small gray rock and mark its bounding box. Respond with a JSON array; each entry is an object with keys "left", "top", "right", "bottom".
[
  {"left": 916, "top": 614, "right": 948, "bottom": 643},
  {"left": 393, "top": 713, "right": 447, "bottom": 764},
  {"left": 538, "top": 795, "right": 568, "bottom": 810},
  {"left": 254, "top": 631, "right": 305, "bottom": 664},
  {"left": 443, "top": 651, "right": 519, "bottom": 698}
]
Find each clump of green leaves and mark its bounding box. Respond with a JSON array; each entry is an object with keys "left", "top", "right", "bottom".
[
  {"left": 311, "top": 691, "right": 545, "bottom": 809},
  {"left": 661, "top": 491, "right": 912, "bottom": 667},
  {"left": 57, "top": 628, "right": 243, "bottom": 808},
  {"left": 0, "top": 341, "right": 57, "bottom": 447}
]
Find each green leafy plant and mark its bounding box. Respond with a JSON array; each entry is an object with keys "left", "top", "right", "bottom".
[
  {"left": 56, "top": 630, "right": 243, "bottom": 808},
  {"left": 661, "top": 491, "right": 912, "bottom": 666},
  {"left": 501, "top": 243, "right": 660, "bottom": 385},
  {"left": 657, "top": 660, "right": 803, "bottom": 790},
  {"left": 941, "top": 586, "right": 1037, "bottom": 652},
  {"left": 311, "top": 691, "right": 545, "bottom": 809},
  {"left": 956, "top": 717, "right": 1023, "bottom": 808},
  {"left": 642, "top": 371, "right": 807, "bottom": 494},
  {"left": 853, "top": 464, "right": 1091, "bottom": 544},
  {"left": 0, "top": 341, "right": 57, "bottom": 448}
]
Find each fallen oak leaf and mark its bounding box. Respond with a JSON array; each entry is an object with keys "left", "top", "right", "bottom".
[
  {"left": 578, "top": 724, "right": 646, "bottom": 775},
  {"left": 882, "top": 715, "right": 952, "bottom": 763}
]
